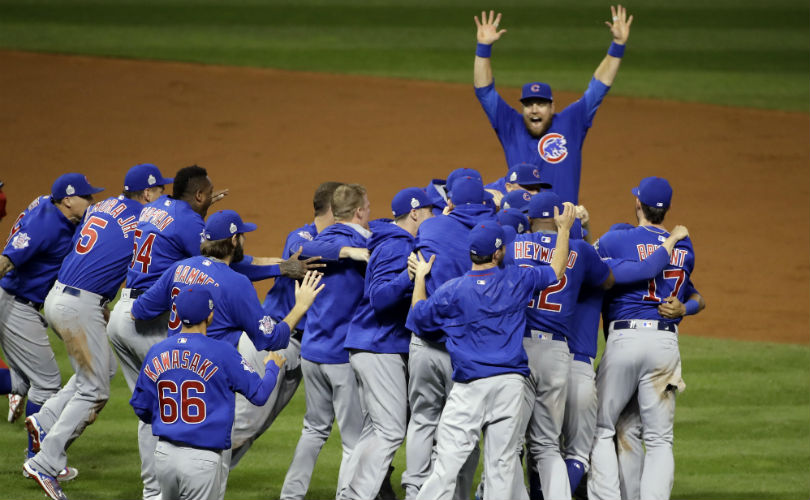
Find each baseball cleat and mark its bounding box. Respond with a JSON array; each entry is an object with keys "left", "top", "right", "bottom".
[
  {"left": 25, "top": 415, "right": 47, "bottom": 453},
  {"left": 8, "top": 393, "right": 26, "bottom": 422},
  {"left": 22, "top": 461, "right": 69, "bottom": 500},
  {"left": 22, "top": 454, "right": 78, "bottom": 482}
]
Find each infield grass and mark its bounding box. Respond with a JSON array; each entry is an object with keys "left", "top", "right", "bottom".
[
  {"left": 1, "top": 329, "right": 807, "bottom": 499},
  {"left": 0, "top": 0, "right": 807, "bottom": 111}
]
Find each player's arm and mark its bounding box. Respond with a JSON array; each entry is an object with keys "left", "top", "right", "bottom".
[
  {"left": 593, "top": 5, "right": 633, "bottom": 87},
  {"left": 131, "top": 265, "right": 175, "bottom": 320},
  {"left": 367, "top": 243, "right": 413, "bottom": 314},
  {"left": 406, "top": 253, "right": 450, "bottom": 342},
  {"left": 658, "top": 280, "right": 705, "bottom": 319},
  {"left": 0, "top": 254, "right": 14, "bottom": 280},
  {"left": 129, "top": 369, "right": 157, "bottom": 424},
  {"left": 548, "top": 202, "right": 576, "bottom": 280},
  {"left": 409, "top": 251, "right": 435, "bottom": 307},
  {"left": 473, "top": 10, "right": 507, "bottom": 88},
  {"left": 280, "top": 271, "right": 325, "bottom": 331},
  {"left": 607, "top": 225, "right": 690, "bottom": 284},
  {"left": 227, "top": 348, "right": 284, "bottom": 407}
]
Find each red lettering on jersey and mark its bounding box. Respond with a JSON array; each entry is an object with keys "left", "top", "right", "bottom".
[
  {"left": 203, "top": 366, "right": 218, "bottom": 382},
  {"left": 187, "top": 268, "right": 200, "bottom": 284},
  {"left": 194, "top": 272, "right": 208, "bottom": 285},
  {"left": 144, "top": 365, "right": 158, "bottom": 382},
  {"left": 566, "top": 250, "right": 578, "bottom": 269},
  {"left": 157, "top": 216, "right": 174, "bottom": 231},
  {"left": 670, "top": 249, "right": 687, "bottom": 267},
  {"left": 539, "top": 246, "right": 552, "bottom": 263},
  {"left": 111, "top": 203, "right": 126, "bottom": 217},
  {"left": 177, "top": 266, "right": 190, "bottom": 283},
  {"left": 171, "top": 349, "right": 180, "bottom": 370},
  {"left": 151, "top": 357, "right": 164, "bottom": 376},
  {"left": 196, "top": 358, "right": 213, "bottom": 379},
  {"left": 189, "top": 353, "right": 201, "bottom": 373},
  {"left": 160, "top": 351, "right": 172, "bottom": 372},
  {"left": 636, "top": 244, "right": 648, "bottom": 260},
  {"left": 205, "top": 278, "right": 215, "bottom": 286},
  {"left": 646, "top": 244, "right": 656, "bottom": 258},
  {"left": 180, "top": 350, "right": 190, "bottom": 369}
]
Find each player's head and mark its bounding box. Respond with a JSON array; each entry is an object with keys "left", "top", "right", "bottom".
[
  {"left": 124, "top": 163, "right": 173, "bottom": 203},
  {"left": 448, "top": 176, "right": 486, "bottom": 209},
  {"left": 332, "top": 184, "right": 370, "bottom": 228},
  {"left": 446, "top": 168, "right": 482, "bottom": 194},
  {"left": 391, "top": 187, "right": 433, "bottom": 234},
  {"left": 313, "top": 181, "right": 343, "bottom": 220},
  {"left": 201, "top": 210, "right": 257, "bottom": 263},
  {"left": 497, "top": 207, "right": 529, "bottom": 234},
  {"left": 51, "top": 173, "right": 105, "bottom": 223},
  {"left": 631, "top": 176, "right": 672, "bottom": 224},
  {"left": 173, "top": 165, "right": 214, "bottom": 217},
  {"left": 504, "top": 163, "right": 552, "bottom": 194},
  {"left": 528, "top": 191, "right": 563, "bottom": 232},
  {"left": 501, "top": 189, "right": 532, "bottom": 214},
  {"left": 173, "top": 286, "right": 215, "bottom": 332},
  {"left": 520, "top": 82, "right": 555, "bottom": 138},
  {"left": 468, "top": 222, "right": 513, "bottom": 266}
]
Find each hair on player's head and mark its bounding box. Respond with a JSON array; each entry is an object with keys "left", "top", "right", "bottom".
[
  {"left": 172, "top": 165, "right": 209, "bottom": 200},
  {"left": 331, "top": 183, "right": 367, "bottom": 221},
  {"left": 640, "top": 203, "right": 668, "bottom": 224},
  {"left": 200, "top": 237, "right": 236, "bottom": 260},
  {"left": 313, "top": 182, "right": 343, "bottom": 217},
  {"left": 470, "top": 252, "right": 494, "bottom": 265}
]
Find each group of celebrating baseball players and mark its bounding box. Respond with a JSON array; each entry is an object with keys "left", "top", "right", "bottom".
[{"left": 0, "top": 5, "right": 707, "bottom": 500}]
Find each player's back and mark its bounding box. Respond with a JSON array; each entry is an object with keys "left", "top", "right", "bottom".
[
  {"left": 58, "top": 195, "right": 143, "bottom": 299},
  {"left": 597, "top": 226, "right": 695, "bottom": 324},
  {"left": 126, "top": 195, "right": 204, "bottom": 291},
  {"left": 262, "top": 223, "right": 317, "bottom": 328}
]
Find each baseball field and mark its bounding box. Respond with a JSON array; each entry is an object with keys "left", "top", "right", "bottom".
[{"left": 0, "top": 0, "right": 808, "bottom": 498}]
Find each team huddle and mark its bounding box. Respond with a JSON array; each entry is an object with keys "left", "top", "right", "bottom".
[{"left": 0, "top": 6, "right": 707, "bottom": 500}]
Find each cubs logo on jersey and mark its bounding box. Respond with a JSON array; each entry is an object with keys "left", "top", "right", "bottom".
[{"left": 538, "top": 133, "right": 568, "bottom": 164}]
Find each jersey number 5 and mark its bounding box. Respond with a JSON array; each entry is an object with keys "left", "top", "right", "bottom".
[
  {"left": 75, "top": 216, "right": 108, "bottom": 254},
  {"left": 157, "top": 380, "right": 207, "bottom": 424},
  {"left": 642, "top": 269, "right": 686, "bottom": 302}
]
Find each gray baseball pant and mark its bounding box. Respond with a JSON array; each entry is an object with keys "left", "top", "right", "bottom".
[
  {"left": 0, "top": 287, "right": 60, "bottom": 405},
  {"left": 402, "top": 335, "right": 478, "bottom": 500},
  {"left": 524, "top": 331, "right": 571, "bottom": 500},
  {"left": 107, "top": 290, "right": 169, "bottom": 500},
  {"left": 415, "top": 373, "right": 533, "bottom": 500},
  {"left": 562, "top": 355, "right": 597, "bottom": 470},
  {"left": 280, "top": 359, "right": 366, "bottom": 500},
  {"left": 588, "top": 323, "right": 681, "bottom": 500},
  {"left": 154, "top": 439, "right": 229, "bottom": 500},
  {"left": 615, "top": 394, "right": 644, "bottom": 500},
  {"left": 29, "top": 282, "right": 117, "bottom": 475},
  {"left": 338, "top": 351, "right": 408, "bottom": 500}
]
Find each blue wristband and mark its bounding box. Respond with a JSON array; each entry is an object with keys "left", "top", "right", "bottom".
[
  {"left": 476, "top": 43, "right": 492, "bottom": 58},
  {"left": 684, "top": 299, "right": 699, "bottom": 316},
  {"left": 608, "top": 42, "right": 625, "bottom": 58}
]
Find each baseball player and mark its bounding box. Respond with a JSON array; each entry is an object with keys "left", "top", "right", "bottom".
[
  {"left": 280, "top": 183, "right": 376, "bottom": 500},
  {"left": 485, "top": 162, "right": 551, "bottom": 199},
  {"left": 0, "top": 173, "right": 102, "bottom": 442},
  {"left": 402, "top": 175, "right": 496, "bottom": 500},
  {"left": 501, "top": 188, "right": 532, "bottom": 214},
  {"left": 497, "top": 207, "right": 529, "bottom": 235},
  {"left": 22, "top": 164, "right": 171, "bottom": 498},
  {"left": 588, "top": 176, "right": 704, "bottom": 500},
  {"left": 473, "top": 6, "right": 632, "bottom": 204},
  {"left": 504, "top": 191, "right": 614, "bottom": 500},
  {"left": 129, "top": 282, "right": 319, "bottom": 500},
  {"left": 338, "top": 187, "right": 434, "bottom": 500},
  {"left": 407, "top": 213, "right": 575, "bottom": 500}
]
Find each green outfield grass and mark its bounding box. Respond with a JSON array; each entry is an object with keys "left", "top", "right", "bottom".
[
  {"left": 0, "top": 0, "right": 807, "bottom": 111},
  {"left": 1, "top": 329, "right": 807, "bottom": 499}
]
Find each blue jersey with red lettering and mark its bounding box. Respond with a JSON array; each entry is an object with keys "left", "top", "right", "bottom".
[
  {"left": 262, "top": 223, "right": 318, "bottom": 330},
  {"left": 475, "top": 78, "right": 609, "bottom": 204},
  {"left": 407, "top": 264, "right": 557, "bottom": 382},
  {"left": 129, "top": 332, "right": 280, "bottom": 450},
  {"left": 1, "top": 196, "right": 77, "bottom": 304},
  {"left": 505, "top": 232, "right": 609, "bottom": 338},
  {"left": 57, "top": 196, "right": 143, "bottom": 300},
  {"left": 131, "top": 255, "right": 289, "bottom": 351},
  {"left": 596, "top": 226, "right": 696, "bottom": 325},
  {"left": 125, "top": 195, "right": 204, "bottom": 291}
]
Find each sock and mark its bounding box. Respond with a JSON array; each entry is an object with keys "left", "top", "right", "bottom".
[
  {"left": 528, "top": 453, "right": 544, "bottom": 500},
  {"left": 565, "top": 458, "right": 587, "bottom": 493},
  {"left": 0, "top": 367, "right": 10, "bottom": 394},
  {"left": 26, "top": 400, "right": 42, "bottom": 454}
]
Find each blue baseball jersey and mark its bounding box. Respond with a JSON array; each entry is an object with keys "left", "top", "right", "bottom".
[
  {"left": 129, "top": 332, "right": 280, "bottom": 450},
  {"left": 57, "top": 196, "right": 143, "bottom": 300},
  {"left": 345, "top": 221, "right": 415, "bottom": 354},
  {"left": 131, "top": 255, "right": 289, "bottom": 351},
  {"left": 125, "top": 195, "right": 204, "bottom": 291},
  {"left": 596, "top": 226, "right": 696, "bottom": 325},
  {"left": 505, "top": 232, "right": 609, "bottom": 339},
  {"left": 1, "top": 196, "right": 78, "bottom": 304},
  {"left": 262, "top": 223, "right": 318, "bottom": 330},
  {"left": 407, "top": 264, "right": 557, "bottom": 382},
  {"left": 475, "top": 77, "right": 609, "bottom": 204},
  {"left": 298, "top": 222, "right": 370, "bottom": 364}
]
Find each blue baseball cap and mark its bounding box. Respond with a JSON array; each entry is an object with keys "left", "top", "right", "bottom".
[
  {"left": 631, "top": 177, "right": 672, "bottom": 209},
  {"left": 506, "top": 163, "right": 552, "bottom": 189},
  {"left": 520, "top": 82, "right": 553, "bottom": 102},
  {"left": 528, "top": 191, "right": 563, "bottom": 219},
  {"left": 501, "top": 189, "right": 532, "bottom": 214},
  {"left": 124, "top": 164, "right": 174, "bottom": 192},
  {"left": 51, "top": 173, "right": 104, "bottom": 199},
  {"left": 468, "top": 222, "right": 515, "bottom": 256},
  {"left": 446, "top": 168, "right": 482, "bottom": 194},
  {"left": 391, "top": 187, "right": 432, "bottom": 218},
  {"left": 497, "top": 208, "right": 530, "bottom": 234},
  {"left": 204, "top": 210, "right": 257, "bottom": 241},
  {"left": 450, "top": 176, "right": 485, "bottom": 205},
  {"left": 173, "top": 286, "right": 214, "bottom": 326}
]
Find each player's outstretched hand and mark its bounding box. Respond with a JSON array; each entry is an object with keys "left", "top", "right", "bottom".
[
  {"left": 485, "top": 189, "right": 504, "bottom": 210},
  {"left": 670, "top": 225, "right": 689, "bottom": 241},
  {"left": 211, "top": 189, "right": 229, "bottom": 205},
  {"left": 264, "top": 350, "right": 286, "bottom": 369},
  {"left": 414, "top": 251, "right": 435, "bottom": 280},
  {"left": 407, "top": 252, "right": 418, "bottom": 281},
  {"left": 575, "top": 204, "right": 591, "bottom": 226},
  {"left": 475, "top": 10, "right": 507, "bottom": 45},
  {"left": 606, "top": 4, "right": 633, "bottom": 45},
  {"left": 554, "top": 202, "right": 576, "bottom": 232},
  {"left": 282, "top": 246, "right": 325, "bottom": 279},
  {"left": 294, "top": 270, "right": 326, "bottom": 309},
  {"left": 340, "top": 246, "right": 370, "bottom": 263},
  {"left": 658, "top": 296, "right": 686, "bottom": 319}
]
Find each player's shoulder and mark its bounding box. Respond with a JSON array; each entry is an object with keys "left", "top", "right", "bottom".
[{"left": 287, "top": 223, "right": 317, "bottom": 243}]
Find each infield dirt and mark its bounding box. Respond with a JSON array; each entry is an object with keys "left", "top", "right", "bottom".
[{"left": 1, "top": 50, "right": 807, "bottom": 343}]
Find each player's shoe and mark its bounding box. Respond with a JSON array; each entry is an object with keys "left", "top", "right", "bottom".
[
  {"left": 25, "top": 415, "right": 46, "bottom": 453},
  {"left": 8, "top": 393, "right": 25, "bottom": 422},
  {"left": 22, "top": 461, "right": 69, "bottom": 500},
  {"left": 22, "top": 452, "right": 79, "bottom": 482}
]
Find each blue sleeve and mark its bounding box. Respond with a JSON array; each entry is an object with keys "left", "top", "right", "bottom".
[
  {"left": 129, "top": 367, "right": 156, "bottom": 424},
  {"left": 581, "top": 77, "right": 610, "bottom": 128},
  {"left": 224, "top": 348, "right": 281, "bottom": 407},
  {"left": 232, "top": 277, "right": 291, "bottom": 351},
  {"left": 2, "top": 213, "right": 48, "bottom": 267},
  {"left": 367, "top": 242, "right": 413, "bottom": 314},
  {"left": 474, "top": 82, "right": 514, "bottom": 133},
  {"left": 299, "top": 240, "right": 342, "bottom": 262},
  {"left": 230, "top": 256, "right": 281, "bottom": 281},
  {"left": 406, "top": 286, "right": 454, "bottom": 338},
  {"left": 527, "top": 265, "right": 558, "bottom": 292},
  {"left": 608, "top": 246, "right": 669, "bottom": 284},
  {"left": 131, "top": 264, "right": 174, "bottom": 320},
  {"left": 581, "top": 244, "right": 611, "bottom": 287}
]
